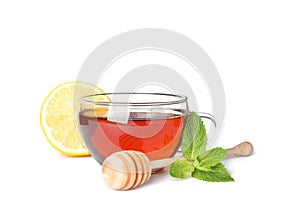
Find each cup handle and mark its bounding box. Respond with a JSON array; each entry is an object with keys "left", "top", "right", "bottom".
[{"left": 197, "top": 112, "right": 219, "bottom": 130}]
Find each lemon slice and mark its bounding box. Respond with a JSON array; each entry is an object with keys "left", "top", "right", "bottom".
[{"left": 40, "top": 81, "right": 110, "bottom": 156}]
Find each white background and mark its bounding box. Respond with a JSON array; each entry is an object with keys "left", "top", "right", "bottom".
[{"left": 0, "top": 0, "right": 299, "bottom": 199}]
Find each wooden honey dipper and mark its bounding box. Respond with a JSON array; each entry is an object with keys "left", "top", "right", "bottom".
[{"left": 102, "top": 141, "right": 253, "bottom": 190}]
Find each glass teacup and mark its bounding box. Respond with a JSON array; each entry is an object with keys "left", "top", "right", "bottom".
[{"left": 79, "top": 93, "right": 188, "bottom": 163}]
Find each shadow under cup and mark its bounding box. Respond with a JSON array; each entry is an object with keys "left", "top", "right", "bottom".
[{"left": 79, "top": 93, "right": 188, "bottom": 164}]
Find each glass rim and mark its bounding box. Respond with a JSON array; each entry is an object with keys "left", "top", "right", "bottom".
[{"left": 80, "top": 92, "right": 188, "bottom": 106}]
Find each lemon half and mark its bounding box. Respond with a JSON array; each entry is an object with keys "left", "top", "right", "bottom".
[{"left": 40, "top": 81, "right": 110, "bottom": 156}]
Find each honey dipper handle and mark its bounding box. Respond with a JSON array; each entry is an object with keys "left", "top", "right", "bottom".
[
  {"left": 150, "top": 142, "right": 253, "bottom": 169},
  {"left": 226, "top": 141, "right": 254, "bottom": 157},
  {"left": 150, "top": 155, "right": 183, "bottom": 169}
]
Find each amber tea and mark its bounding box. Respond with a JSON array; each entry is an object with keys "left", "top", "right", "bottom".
[
  {"left": 79, "top": 109, "right": 186, "bottom": 163},
  {"left": 79, "top": 93, "right": 188, "bottom": 164}
]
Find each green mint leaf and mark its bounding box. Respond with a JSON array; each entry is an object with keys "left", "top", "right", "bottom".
[
  {"left": 190, "top": 117, "right": 207, "bottom": 159},
  {"left": 193, "top": 159, "right": 212, "bottom": 171},
  {"left": 191, "top": 163, "right": 234, "bottom": 182},
  {"left": 181, "top": 112, "right": 207, "bottom": 160},
  {"left": 197, "top": 147, "right": 227, "bottom": 167},
  {"left": 169, "top": 160, "right": 195, "bottom": 179}
]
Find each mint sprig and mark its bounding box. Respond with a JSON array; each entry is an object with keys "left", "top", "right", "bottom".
[{"left": 169, "top": 112, "right": 234, "bottom": 182}]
